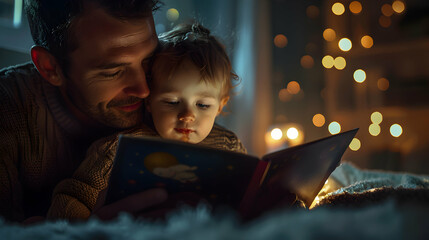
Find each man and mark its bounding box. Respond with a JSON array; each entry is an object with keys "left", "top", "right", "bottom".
[{"left": 0, "top": 0, "right": 167, "bottom": 222}]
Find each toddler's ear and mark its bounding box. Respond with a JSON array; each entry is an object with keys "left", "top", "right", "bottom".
[{"left": 217, "top": 96, "right": 229, "bottom": 115}]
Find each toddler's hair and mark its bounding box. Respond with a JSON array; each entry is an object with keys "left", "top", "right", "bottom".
[{"left": 151, "top": 22, "right": 239, "bottom": 99}]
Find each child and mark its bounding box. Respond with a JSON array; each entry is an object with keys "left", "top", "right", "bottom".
[
  {"left": 46, "top": 23, "right": 246, "bottom": 220},
  {"left": 145, "top": 23, "right": 246, "bottom": 153}
]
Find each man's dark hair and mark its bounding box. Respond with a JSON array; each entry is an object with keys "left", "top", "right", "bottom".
[{"left": 24, "top": 0, "right": 162, "bottom": 71}]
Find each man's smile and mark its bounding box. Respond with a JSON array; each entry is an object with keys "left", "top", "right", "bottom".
[{"left": 116, "top": 101, "right": 143, "bottom": 112}]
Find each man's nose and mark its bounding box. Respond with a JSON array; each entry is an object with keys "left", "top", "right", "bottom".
[
  {"left": 178, "top": 108, "right": 195, "bottom": 123},
  {"left": 122, "top": 68, "right": 150, "bottom": 99}
]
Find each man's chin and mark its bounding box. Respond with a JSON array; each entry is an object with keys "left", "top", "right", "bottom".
[{"left": 98, "top": 111, "right": 143, "bottom": 129}]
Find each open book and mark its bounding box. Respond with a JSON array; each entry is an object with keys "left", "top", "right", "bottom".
[{"left": 105, "top": 128, "right": 358, "bottom": 216}]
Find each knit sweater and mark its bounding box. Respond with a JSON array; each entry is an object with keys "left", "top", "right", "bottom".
[{"left": 0, "top": 63, "right": 246, "bottom": 221}]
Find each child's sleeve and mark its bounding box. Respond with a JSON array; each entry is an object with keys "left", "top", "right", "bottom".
[
  {"left": 47, "top": 133, "right": 119, "bottom": 220},
  {"left": 201, "top": 124, "right": 247, "bottom": 154},
  {"left": 47, "top": 125, "right": 160, "bottom": 220}
]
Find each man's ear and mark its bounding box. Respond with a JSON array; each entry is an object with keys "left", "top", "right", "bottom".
[
  {"left": 217, "top": 96, "right": 229, "bottom": 115},
  {"left": 31, "top": 46, "right": 64, "bottom": 86}
]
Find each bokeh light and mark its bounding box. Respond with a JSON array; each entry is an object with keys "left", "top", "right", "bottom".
[
  {"left": 287, "top": 81, "right": 301, "bottom": 94},
  {"left": 312, "top": 114, "right": 326, "bottom": 127},
  {"left": 379, "top": 15, "right": 392, "bottom": 28},
  {"left": 166, "top": 8, "right": 179, "bottom": 22},
  {"left": 349, "top": 138, "right": 361, "bottom": 151},
  {"left": 353, "top": 69, "right": 366, "bottom": 83},
  {"left": 377, "top": 77, "right": 390, "bottom": 91},
  {"left": 332, "top": 2, "right": 345, "bottom": 15},
  {"left": 306, "top": 5, "right": 320, "bottom": 19},
  {"left": 322, "top": 55, "right": 335, "bottom": 69},
  {"left": 334, "top": 56, "right": 346, "bottom": 70},
  {"left": 392, "top": 1, "right": 405, "bottom": 13},
  {"left": 271, "top": 128, "right": 283, "bottom": 140},
  {"left": 278, "top": 88, "right": 292, "bottom": 102},
  {"left": 328, "top": 121, "right": 341, "bottom": 134},
  {"left": 323, "top": 28, "right": 336, "bottom": 42},
  {"left": 390, "top": 124, "right": 403, "bottom": 137},
  {"left": 349, "top": 1, "right": 362, "bottom": 14},
  {"left": 274, "top": 34, "right": 288, "bottom": 48},
  {"left": 301, "top": 55, "right": 314, "bottom": 69},
  {"left": 371, "top": 111, "right": 383, "bottom": 124},
  {"left": 369, "top": 124, "right": 381, "bottom": 136},
  {"left": 338, "top": 38, "right": 352, "bottom": 51},
  {"left": 286, "top": 127, "right": 299, "bottom": 139},
  {"left": 361, "top": 35, "right": 374, "bottom": 48},
  {"left": 381, "top": 4, "right": 394, "bottom": 17}
]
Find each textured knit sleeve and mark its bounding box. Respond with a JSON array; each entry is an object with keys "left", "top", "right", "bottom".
[
  {"left": 47, "top": 125, "right": 159, "bottom": 220},
  {"left": 0, "top": 68, "right": 28, "bottom": 222},
  {"left": 199, "top": 124, "right": 247, "bottom": 154}
]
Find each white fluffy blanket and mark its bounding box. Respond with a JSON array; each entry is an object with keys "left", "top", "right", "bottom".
[{"left": 1, "top": 163, "right": 429, "bottom": 240}]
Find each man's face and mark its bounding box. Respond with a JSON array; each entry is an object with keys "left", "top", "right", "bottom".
[
  {"left": 62, "top": 4, "right": 158, "bottom": 129},
  {"left": 148, "top": 60, "right": 227, "bottom": 143}
]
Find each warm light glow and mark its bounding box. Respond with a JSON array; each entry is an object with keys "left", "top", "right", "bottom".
[
  {"left": 379, "top": 15, "right": 392, "bottom": 28},
  {"left": 371, "top": 111, "right": 383, "bottom": 124},
  {"left": 274, "top": 34, "right": 288, "bottom": 48},
  {"left": 349, "top": 138, "right": 361, "bottom": 151},
  {"left": 312, "top": 113, "right": 326, "bottom": 127},
  {"left": 392, "top": 1, "right": 405, "bottom": 13},
  {"left": 166, "top": 8, "right": 179, "bottom": 21},
  {"left": 377, "top": 78, "right": 390, "bottom": 91},
  {"left": 301, "top": 55, "right": 314, "bottom": 69},
  {"left": 287, "top": 81, "right": 301, "bottom": 94},
  {"left": 323, "top": 28, "right": 336, "bottom": 42},
  {"left": 332, "top": 2, "right": 345, "bottom": 15},
  {"left": 278, "top": 88, "right": 292, "bottom": 102},
  {"left": 361, "top": 35, "right": 374, "bottom": 48},
  {"left": 349, "top": 1, "right": 362, "bottom": 14},
  {"left": 338, "top": 38, "right": 352, "bottom": 51},
  {"left": 353, "top": 69, "right": 366, "bottom": 83},
  {"left": 381, "top": 4, "right": 394, "bottom": 17},
  {"left": 306, "top": 5, "right": 320, "bottom": 18},
  {"left": 334, "top": 57, "right": 346, "bottom": 70},
  {"left": 322, "top": 55, "right": 335, "bottom": 69},
  {"left": 271, "top": 128, "right": 283, "bottom": 140},
  {"left": 328, "top": 121, "right": 341, "bottom": 134},
  {"left": 390, "top": 124, "right": 403, "bottom": 137},
  {"left": 286, "top": 127, "right": 299, "bottom": 140},
  {"left": 369, "top": 123, "right": 381, "bottom": 136}
]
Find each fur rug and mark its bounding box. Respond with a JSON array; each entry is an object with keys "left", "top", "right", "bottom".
[{"left": 1, "top": 163, "right": 429, "bottom": 240}]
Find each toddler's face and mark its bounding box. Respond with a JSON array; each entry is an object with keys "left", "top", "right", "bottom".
[{"left": 148, "top": 60, "right": 228, "bottom": 143}]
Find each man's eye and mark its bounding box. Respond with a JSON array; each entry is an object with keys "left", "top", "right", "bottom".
[
  {"left": 100, "top": 70, "right": 122, "bottom": 78},
  {"left": 197, "top": 103, "right": 210, "bottom": 109}
]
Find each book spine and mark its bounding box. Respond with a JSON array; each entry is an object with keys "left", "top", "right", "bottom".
[{"left": 238, "top": 161, "right": 270, "bottom": 216}]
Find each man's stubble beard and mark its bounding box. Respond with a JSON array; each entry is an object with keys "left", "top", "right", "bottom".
[
  {"left": 63, "top": 85, "right": 144, "bottom": 129},
  {"left": 88, "top": 103, "right": 143, "bottom": 129}
]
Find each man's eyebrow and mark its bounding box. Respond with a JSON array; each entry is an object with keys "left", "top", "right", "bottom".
[{"left": 95, "top": 62, "right": 131, "bottom": 70}]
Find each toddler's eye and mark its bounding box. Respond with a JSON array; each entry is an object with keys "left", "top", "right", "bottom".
[
  {"left": 164, "top": 100, "right": 179, "bottom": 105},
  {"left": 197, "top": 103, "right": 211, "bottom": 109}
]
